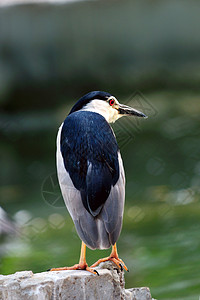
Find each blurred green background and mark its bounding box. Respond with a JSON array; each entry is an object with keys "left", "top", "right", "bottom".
[{"left": 0, "top": 1, "right": 200, "bottom": 299}]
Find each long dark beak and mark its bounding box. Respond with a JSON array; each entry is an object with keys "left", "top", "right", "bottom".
[{"left": 117, "top": 103, "right": 148, "bottom": 118}]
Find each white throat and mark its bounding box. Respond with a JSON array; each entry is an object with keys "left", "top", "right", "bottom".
[{"left": 80, "top": 99, "right": 121, "bottom": 123}]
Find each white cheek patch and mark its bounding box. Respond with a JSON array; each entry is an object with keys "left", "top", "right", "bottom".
[
  {"left": 81, "top": 99, "right": 120, "bottom": 123},
  {"left": 108, "top": 107, "right": 121, "bottom": 123}
]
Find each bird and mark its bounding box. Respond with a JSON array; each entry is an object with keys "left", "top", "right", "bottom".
[
  {"left": 50, "top": 91, "right": 147, "bottom": 275},
  {"left": 0, "top": 206, "right": 18, "bottom": 236}
]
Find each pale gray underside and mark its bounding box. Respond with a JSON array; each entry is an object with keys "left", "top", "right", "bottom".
[{"left": 56, "top": 124, "right": 125, "bottom": 250}]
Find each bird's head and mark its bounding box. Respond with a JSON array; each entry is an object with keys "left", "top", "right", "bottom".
[{"left": 69, "top": 91, "right": 148, "bottom": 123}]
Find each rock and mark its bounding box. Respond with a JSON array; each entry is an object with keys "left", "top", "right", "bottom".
[{"left": 0, "top": 262, "right": 153, "bottom": 300}]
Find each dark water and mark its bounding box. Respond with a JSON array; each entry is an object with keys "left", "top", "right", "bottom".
[{"left": 0, "top": 91, "right": 200, "bottom": 300}]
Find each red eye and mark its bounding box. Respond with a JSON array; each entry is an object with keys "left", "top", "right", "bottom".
[{"left": 109, "top": 99, "right": 115, "bottom": 106}]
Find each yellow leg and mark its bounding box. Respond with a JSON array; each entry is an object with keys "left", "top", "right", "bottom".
[
  {"left": 90, "top": 243, "right": 128, "bottom": 272},
  {"left": 78, "top": 241, "right": 87, "bottom": 267},
  {"left": 50, "top": 242, "right": 98, "bottom": 275}
]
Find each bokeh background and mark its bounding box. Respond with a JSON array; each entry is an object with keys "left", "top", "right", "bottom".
[{"left": 0, "top": 1, "right": 200, "bottom": 299}]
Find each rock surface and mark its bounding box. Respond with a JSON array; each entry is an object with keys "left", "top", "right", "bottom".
[{"left": 0, "top": 261, "right": 153, "bottom": 300}]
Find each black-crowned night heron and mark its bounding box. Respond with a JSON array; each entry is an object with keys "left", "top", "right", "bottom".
[{"left": 50, "top": 91, "right": 147, "bottom": 274}]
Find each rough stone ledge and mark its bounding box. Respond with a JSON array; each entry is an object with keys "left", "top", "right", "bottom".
[{"left": 0, "top": 261, "right": 153, "bottom": 300}]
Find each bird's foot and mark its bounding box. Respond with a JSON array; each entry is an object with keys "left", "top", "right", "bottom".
[
  {"left": 49, "top": 263, "right": 99, "bottom": 275},
  {"left": 90, "top": 256, "right": 128, "bottom": 272}
]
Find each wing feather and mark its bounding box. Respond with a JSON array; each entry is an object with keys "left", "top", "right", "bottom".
[
  {"left": 60, "top": 111, "right": 119, "bottom": 216},
  {"left": 57, "top": 120, "right": 125, "bottom": 250},
  {"left": 101, "top": 153, "right": 125, "bottom": 244}
]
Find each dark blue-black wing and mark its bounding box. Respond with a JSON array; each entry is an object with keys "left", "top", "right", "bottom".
[{"left": 60, "top": 111, "right": 119, "bottom": 217}]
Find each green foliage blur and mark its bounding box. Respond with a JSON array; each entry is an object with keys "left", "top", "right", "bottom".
[{"left": 0, "top": 1, "right": 200, "bottom": 299}]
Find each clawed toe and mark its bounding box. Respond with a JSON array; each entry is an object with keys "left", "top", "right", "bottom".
[
  {"left": 90, "top": 256, "right": 128, "bottom": 272},
  {"left": 93, "top": 269, "right": 99, "bottom": 276},
  {"left": 49, "top": 264, "right": 98, "bottom": 275}
]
